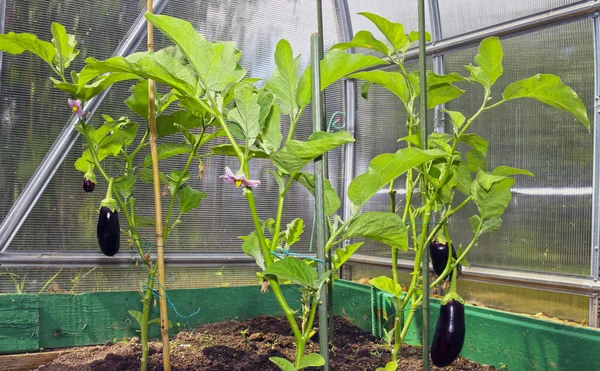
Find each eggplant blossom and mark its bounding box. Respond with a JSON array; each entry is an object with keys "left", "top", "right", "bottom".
[
  {"left": 219, "top": 167, "right": 260, "bottom": 188},
  {"left": 68, "top": 98, "right": 85, "bottom": 120}
]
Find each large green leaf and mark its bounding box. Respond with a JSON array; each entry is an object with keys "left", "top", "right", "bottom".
[
  {"left": 358, "top": 12, "right": 407, "bottom": 51},
  {"left": 369, "top": 276, "right": 402, "bottom": 298},
  {"left": 143, "top": 142, "right": 193, "bottom": 166},
  {"left": 51, "top": 22, "right": 78, "bottom": 70},
  {"left": 262, "top": 257, "right": 318, "bottom": 288},
  {"left": 271, "top": 131, "right": 354, "bottom": 175},
  {"left": 0, "top": 31, "right": 56, "bottom": 66},
  {"left": 146, "top": 14, "right": 245, "bottom": 92},
  {"left": 210, "top": 144, "right": 269, "bottom": 159},
  {"left": 331, "top": 30, "right": 390, "bottom": 56},
  {"left": 241, "top": 231, "right": 265, "bottom": 270},
  {"left": 283, "top": 218, "right": 305, "bottom": 249},
  {"left": 345, "top": 212, "right": 408, "bottom": 250},
  {"left": 464, "top": 37, "right": 503, "bottom": 89},
  {"left": 470, "top": 170, "right": 514, "bottom": 218},
  {"left": 296, "top": 172, "right": 341, "bottom": 216},
  {"left": 348, "top": 71, "right": 408, "bottom": 103},
  {"left": 443, "top": 110, "right": 466, "bottom": 131},
  {"left": 178, "top": 184, "right": 207, "bottom": 213},
  {"left": 459, "top": 133, "right": 489, "bottom": 157},
  {"left": 298, "top": 353, "right": 326, "bottom": 369},
  {"left": 348, "top": 148, "right": 447, "bottom": 208},
  {"left": 269, "top": 357, "right": 295, "bottom": 371},
  {"left": 260, "top": 103, "right": 282, "bottom": 153},
  {"left": 156, "top": 111, "right": 203, "bottom": 138},
  {"left": 80, "top": 51, "right": 197, "bottom": 96},
  {"left": 296, "top": 50, "right": 387, "bottom": 107},
  {"left": 265, "top": 40, "right": 301, "bottom": 115},
  {"left": 228, "top": 82, "right": 261, "bottom": 147},
  {"left": 491, "top": 165, "right": 534, "bottom": 177},
  {"left": 503, "top": 74, "right": 590, "bottom": 129},
  {"left": 77, "top": 72, "right": 140, "bottom": 102},
  {"left": 332, "top": 242, "right": 363, "bottom": 270}
]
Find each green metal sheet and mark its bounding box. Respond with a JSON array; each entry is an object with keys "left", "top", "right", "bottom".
[{"left": 0, "top": 295, "right": 39, "bottom": 353}]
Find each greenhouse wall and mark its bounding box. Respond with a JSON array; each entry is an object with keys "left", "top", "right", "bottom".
[{"left": 0, "top": 0, "right": 599, "bottom": 334}]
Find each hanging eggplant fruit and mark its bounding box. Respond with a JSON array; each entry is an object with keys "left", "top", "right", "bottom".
[
  {"left": 429, "top": 240, "right": 462, "bottom": 280},
  {"left": 97, "top": 206, "right": 120, "bottom": 256},
  {"left": 431, "top": 298, "right": 466, "bottom": 367},
  {"left": 83, "top": 178, "right": 96, "bottom": 193}
]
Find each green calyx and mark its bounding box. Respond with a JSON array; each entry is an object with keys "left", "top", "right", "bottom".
[
  {"left": 441, "top": 290, "right": 464, "bottom": 305},
  {"left": 84, "top": 163, "right": 97, "bottom": 183},
  {"left": 99, "top": 177, "right": 119, "bottom": 212}
]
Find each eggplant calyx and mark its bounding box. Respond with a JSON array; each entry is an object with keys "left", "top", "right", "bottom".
[{"left": 441, "top": 291, "right": 464, "bottom": 305}]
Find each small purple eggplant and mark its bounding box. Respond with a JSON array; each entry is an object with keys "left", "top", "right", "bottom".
[
  {"left": 83, "top": 178, "right": 96, "bottom": 193},
  {"left": 429, "top": 240, "right": 462, "bottom": 280},
  {"left": 97, "top": 206, "right": 120, "bottom": 256}
]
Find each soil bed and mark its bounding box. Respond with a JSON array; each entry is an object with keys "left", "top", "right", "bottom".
[{"left": 38, "top": 316, "right": 497, "bottom": 370}]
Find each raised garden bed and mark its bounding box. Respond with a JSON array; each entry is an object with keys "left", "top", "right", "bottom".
[{"left": 1, "top": 281, "right": 599, "bottom": 370}]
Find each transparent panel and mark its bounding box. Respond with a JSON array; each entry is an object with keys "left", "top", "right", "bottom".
[
  {"left": 348, "top": 263, "right": 590, "bottom": 324},
  {"left": 439, "top": 0, "right": 583, "bottom": 38},
  {"left": 4, "top": 0, "right": 345, "bottom": 258},
  {"left": 443, "top": 20, "right": 594, "bottom": 275}
]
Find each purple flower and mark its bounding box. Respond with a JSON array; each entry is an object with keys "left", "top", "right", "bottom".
[
  {"left": 219, "top": 167, "right": 261, "bottom": 188},
  {"left": 68, "top": 98, "right": 85, "bottom": 120}
]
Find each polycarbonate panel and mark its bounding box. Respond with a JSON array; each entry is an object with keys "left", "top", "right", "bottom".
[
  {"left": 443, "top": 20, "right": 594, "bottom": 275},
  {"left": 347, "top": 263, "right": 589, "bottom": 323},
  {"left": 0, "top": 265, "right": 260, "bottom": 294},
  {"left": 4, "top": 0, "right": 346, "bottom": 258},
  {"left": 439, "top": 0, "right": 582, "bottom": 38}
]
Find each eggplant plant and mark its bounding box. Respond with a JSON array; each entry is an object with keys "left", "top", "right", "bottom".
[
  {"left": 0, "top": 24, "right": 215, "bottom": 370},
  {"left": 332, "top": 12, "right": 590, "bottom": 369},
  {"left": 73, "top": 13, "right": 412, "bottom": 370}
]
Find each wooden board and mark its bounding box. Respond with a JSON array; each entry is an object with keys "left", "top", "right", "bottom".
[{"left": 0, "top": 351, "right": 65, "bottom": 371}]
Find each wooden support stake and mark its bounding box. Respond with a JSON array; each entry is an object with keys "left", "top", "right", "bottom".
[{"left": 146, "top": 1, "right": 171, "bottom": 370}]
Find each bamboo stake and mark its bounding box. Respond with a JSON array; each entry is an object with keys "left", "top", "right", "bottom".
[{"left": 146, "top": 1, "right": 171, "bottom": 370}]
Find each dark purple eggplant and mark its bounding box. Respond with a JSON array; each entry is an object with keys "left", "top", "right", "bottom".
[
  {"left": 97, "top": 206, "right": 120, "bottom": 256},
  {"left": 83, "top": 178, "right": 95, "bottom": 193},
  {"left": 431, "top": 299, "right": 465, "bottom": 367},
  {"left": 429, "top": 240, "right": 462, "bottom": 280}
]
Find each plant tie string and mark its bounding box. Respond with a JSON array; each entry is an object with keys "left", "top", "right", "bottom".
[
  {"left": 270, "top": 248, "right": 325, "bottom": 265},
  {"left": 142, "top": 278, "right": 201, "bottom": 332}
]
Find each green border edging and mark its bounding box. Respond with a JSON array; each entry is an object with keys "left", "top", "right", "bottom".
[
  {"left": 371, "top": 286, "right": 600, "bottom": 370},
  {"left": 2, "top": 280, "right": 600, "bottom": 371}
]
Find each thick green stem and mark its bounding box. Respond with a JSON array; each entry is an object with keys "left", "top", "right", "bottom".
[
  {"left": 304, "top": 295, "right": 318, "bottom": 341},
  {"left": 389, "top": 184, "right": 398, "bottom": 283}
]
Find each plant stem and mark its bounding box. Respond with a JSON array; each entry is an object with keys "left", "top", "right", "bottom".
[
  {"left": 389, "top": 184, "right": 398, "bottom": 283},
  {"left": 140, "top": 267, "right": 157, "bottom": 371}
]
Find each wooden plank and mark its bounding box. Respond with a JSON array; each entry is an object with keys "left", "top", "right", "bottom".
[
  {"left": 0, "top": 295, "right": 39, "bottom": 354},
  {"left": 0, "top": 351, "right": 65, "bottom": 371}
]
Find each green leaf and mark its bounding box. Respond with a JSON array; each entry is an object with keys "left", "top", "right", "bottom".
[
  {"left": 173, "top": 124, "right": 197, "bottom": 146},
  {"left": 332, "top": 242, "right": 364, "bottom": 270},
  {"left": 146, "top": 14, "right": 245, "bottom": 92},
  {"left": 210, "top": 144, "right": 269, "bottom": 159},
  {"left": 345, "top": 212, "right": 408, "bottom": 250},
  {"left": 491, "top": 165, "right": 534, "bottom": 177},
  {"left": 297, "top": 50, "right": 387, "bottom": 107},
  {"left": 77, "top": 72, "right": 140, "bottom": 102},
  {"left": 464, "top": 37, "right": 503, "bottom": 89},
  {"left": 144, "top": 142, "right": 193, "bottom": 167},
  {"left": 271, "top": 131, "right": 354, "bottom": 175},
  {"left": 397, "top": 134, "right": 420, "bottom": 147},
  {"left": 298, "top": 353, "right": 326, "bottom": 369},
  {"left": 138, "top": 168, "right": 167, "bottom": 184},
  {"left": 466, "top": 150, "right": 487, "bottom": 172},
  {"left": 428, "top": 132, "right": 453, "bottom": 153},
  {"left": 460, "top": 133, "right": 489, "bottom": 157},
  {"left": 128, "top": 310, "right": 144, "bottom": 327},
  {"left": 369, "top": 276, "right": 402, "bottom": 298},
  {"left": 0, "top": 31, "right": 56, "bottom": 65},
  {"left": 376, "top": 361, "right": 399, "bottom": 371},
  {"left": 470, "top": 170, "right": 514, "bottom": 218},
  {"left": 443, "top": 110, "right": 465, "bottom": 131},
  {"left": 178, "top": 184, "right": 207, "bottom": 213},
  {"left": 269, "top": 357, "right": 296, "bottom": 371},
  {"left": 228, "top": 81, "right": 261, "bottom": 147},
  {"left": 360, "top": 81, "right": 373, "bottom": 100},
  {"left": 348, "top": 148, "right": 447, "bottom": 208},
  {"left": 296, "top": 172, "right": 341, "bottom": 216},
  {"left": 169, "top": 170, "right": 191, "bottom": 184},
  {"left": 455, "top": 162, "right": 473, "bottom": 195},
  {"left": 358, "top": 12, "right": 407, "bottom": 51},
  {"left": 331, "top": 30, "right": 390, "bottom": 56},
  {"left": 134, "top": 216, "right": 155, "bottom": 228},
  {"left": 265, "top": 39, "right": 301, "bottom": 115},
  {"left": 426, "top": 71, "right": 467, "bottom": 108},
  {"left": 469, "top": 215, "right": 503, "bottom": 236},
  {"left": 348, "top": 71, "right": 408, "bottom": 103},
  {"left": 51, "top": 22, "right": 78, "bottom": 70},
  {"left": 262, "top": 257, "right": 318, "bottom": 288},
  {"left": 283, "top": 218, "right": 305, "bottom": 249},
  {"left": 503, "top": 74, "right": 589, "bottom": 129},
  {"left": 260, "top": 103, "right": 282, "bottom": 154},
  {"left": 241, "top": 231, "right": 265, "bottom": 270}
]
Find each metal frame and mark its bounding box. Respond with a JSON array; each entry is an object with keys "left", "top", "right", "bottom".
[
  {"left": 591, "top": 11, "right": 600, "bottom": 327},
  {"left": 427, "top": 0, "right": 445, "bottom": 133},
  {"left": 0, "top": 0, "right": 6, "bottom": 92},
  {"left": 0, "top": 0, "right": 171, "bottom": 254}
]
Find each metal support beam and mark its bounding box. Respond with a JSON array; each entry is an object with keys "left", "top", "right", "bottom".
[
  {"left": 358, "top": 1, "right": 600, "bottom": 72},
  {"left": 590, "top": 12, "right": 600, "bottom": 327},
  {"left": 0, "top": 0, "right": 7, "bottom": 92},
  {"left": 0, "top": 0, "right": 171, "bottom": 254},
  {"left": 427, "top": 0, "right": 445, "bottom": 134},
  {"left": 348, "top": 254, "right": 600, "bottom": 297}
]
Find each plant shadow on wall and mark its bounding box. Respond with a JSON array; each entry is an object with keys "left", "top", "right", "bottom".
[{"left": 0, "top": 10, "right": 589, "bottom": 371}]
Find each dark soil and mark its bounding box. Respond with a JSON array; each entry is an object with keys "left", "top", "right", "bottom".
[{"left": 38, "top": 316, "right": 497, "bottom": 371}]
